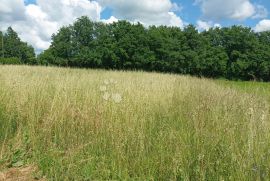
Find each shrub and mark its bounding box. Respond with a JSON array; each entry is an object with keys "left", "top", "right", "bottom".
[{"left": 0, "top": 57, "right": 22, "bottom": 65}]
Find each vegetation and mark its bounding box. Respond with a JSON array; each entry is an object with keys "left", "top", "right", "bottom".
[
  {"left": 0, "top": 27, "right": 36, "bottom": 64},
  {"left": 0, "top": 57, "right": 21, "bottom": 65},
  {"left": 1, "top": 16, "right": 270, "bottom": 81},
  {"left": 0, "top": 65, "right": 269, "bottom": 180},
  {"left": 217, "top": 80, "right": 270, "bottom": 102},
  {"left": 38, "top": 16, "right": 270, "bottom": 81}
]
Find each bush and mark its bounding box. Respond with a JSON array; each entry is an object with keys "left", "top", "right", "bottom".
[{"left": 0, "top": 57, "right": 22, "bottom": 65}]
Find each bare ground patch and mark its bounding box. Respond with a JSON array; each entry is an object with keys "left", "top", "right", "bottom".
[{"left": 0, "top": 166, "right": 45, "bottom": 181}]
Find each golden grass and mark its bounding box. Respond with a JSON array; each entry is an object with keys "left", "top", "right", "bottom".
[{"left": 0, "top": 65, "right": 269, "bottom": 180}]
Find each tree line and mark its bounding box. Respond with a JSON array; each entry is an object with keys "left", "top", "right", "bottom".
[
  {"left": 0, "top": 27, "right": 35, "bottom": 64},
  {"left": 1, "top": 16, "right": 270, "bottom": 81}
]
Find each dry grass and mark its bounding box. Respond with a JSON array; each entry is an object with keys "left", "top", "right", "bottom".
[
  {"left": 0, "top": 65, "right": 269, "bottom": 180},
  {"left": 0, "top": 165, "right": 45, "bottom": 181}
]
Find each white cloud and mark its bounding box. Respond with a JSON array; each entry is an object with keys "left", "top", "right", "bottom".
[
  {"left": 36, "top": 0, "right": 101, "bottom": 24},
  {"left": 101, "top": 16, "right": 118, "bottom": 24},
  {"left": 0, "top": 0, "right": 26, "bottom": 21},
  {"left": 197, "top": 20, "right": 211, "bottom": 31},
  {"left": 254, "top": 19, "right": 270, "bottom": 32},
  {"left": 171, "top": 3, "right": 183, "bottom": 12},
  {"left": 230, "top": 1, "right": 255, "bottom": 20},
  {"left": 168, "top": 12, "right": 184, "bottom": 27},
  {"left": 196, "top": 0, "right": 267, "bottom": 21},
  {"left": 97, "top": 0, "right": 185, "bottom": 27},
  {"left": 0, "top": 0, "right": 185, "bottom": 52},
  {"left": 196, "top": 20, "right": 221, "bottom": 31},
  {"left": 214, "top": 23, "right": 221, "bottom": 28},
  {"left": 0, "top": 0, "right": 102, "bottom": 52},
  {"left": 252, "top": 5, "right": 268, "bottom": 19}
]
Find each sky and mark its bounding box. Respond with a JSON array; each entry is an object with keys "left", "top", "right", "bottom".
[{"left": 1, "top": 0, "right": 270, "bottom": 52}]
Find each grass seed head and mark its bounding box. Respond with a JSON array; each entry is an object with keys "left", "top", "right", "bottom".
[
  {"left": 112, "top": 93, "right": 122, "bottom": 103},
  {"left": 103, "top": 92, "right": 110, "bottom": 101},
  {"left": 100, "top": 85, "right": 107, "bottom": 92}
]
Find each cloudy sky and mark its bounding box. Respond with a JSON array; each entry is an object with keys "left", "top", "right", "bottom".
[{"left": 0, "top": 0, "right": 270, "bottom": 52}]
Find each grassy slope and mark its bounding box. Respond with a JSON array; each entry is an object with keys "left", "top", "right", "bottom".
[
  {"left": 216, "top": 80, "right": 270, "bottom": 103},
  {"left": 0, "top": 65, "right": 269, "bottom": 180}
]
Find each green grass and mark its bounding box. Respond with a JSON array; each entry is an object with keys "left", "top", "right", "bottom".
[
  {"left": 0, "top": 65, "right": 270, "bottom": 180},
  {"left": 216, "top": 79, "right": 270, "bottom": 102}
]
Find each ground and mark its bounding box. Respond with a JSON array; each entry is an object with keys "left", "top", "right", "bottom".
[{"left": 0, "top": 166, "right": 45, "bottom": 181}]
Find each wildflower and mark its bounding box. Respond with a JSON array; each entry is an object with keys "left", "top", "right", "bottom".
[
  {"left": 99, "top": 85, "right": 107, "bottom": 92},
  {"left": 109, "top": 78, "right": 114, "bottom": 84},
  {"left": 103, "top": 92, "right": 110, "bottom": 101},
  {"left": 112, "top": 93, "right": 122, "bottom": 103},
  {"left": 261, "top": 111, "right": 266, "bottom": 121},
  {"left": 248, "top": 107, "right": 254, "bottom": 116},
  {"left": 104, "top": 79, "right": 109, "bottom": 85},
  {"left": 109, "top": 78, "right": 117, "bottom": 84}
]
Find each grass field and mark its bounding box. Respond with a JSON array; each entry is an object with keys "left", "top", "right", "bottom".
[
  {"left": 216, "top": 80, "right": 270, "bottom": 103},
  {"left": 0, "top": 65, "right": 269, "bottom": 180}
]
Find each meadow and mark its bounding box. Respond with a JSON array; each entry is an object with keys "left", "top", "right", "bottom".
[
  {"left": 217, "top": 80, "right": 270, "bottom": 103},
  {"left": 0, "top": 65, "right": 269, "bottom": 180}
]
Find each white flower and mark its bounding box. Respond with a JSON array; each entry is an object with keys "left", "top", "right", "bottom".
[
  {"left": 109, "top": 78, "right": 114, "bottom": 84},
  {"left": 104, "top": 79, "right": 109, "bottom": 85},
  {"left": 109, "top": 78, "right": 117, "bottom": 84},
  {"left": 261, "top": 112, "right": 266, "bottom": 121},
  {"left": 103, "top": 92, "right": 110, "bottom": 101},
  {"left": 99, "top": 85, "right": 107, "bottom": 92},
  {"left": 248, "top": 107, "right": 254, "bottom": 115},
  {"left": 112, "top": 93, "right": 122, "bottom": 103}
]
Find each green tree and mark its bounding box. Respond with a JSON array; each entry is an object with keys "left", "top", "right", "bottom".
[
  {"left": 1, "top": 27, "right": 35, "bottom": 64},
  {"left": 38, "top": 16, "right": 270, "bottom": 82}
]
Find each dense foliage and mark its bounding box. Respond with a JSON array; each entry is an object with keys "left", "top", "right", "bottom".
[
  {"left": 38, "top": 16, "right": 270, "bottom": 81},
  {"left": 2, "top": 17, "right": 270, "bottom": 81},
  {"left": 0, "top": 57, "right": 21, "bottom": 65},
  {"left": 0, "top": 27, "right": 36, "bottom": 64}
]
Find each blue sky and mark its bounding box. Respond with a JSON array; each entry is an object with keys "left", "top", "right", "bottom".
[
  {"left": 175, "top": 0, "right": 269, "bottom": 27},
  {"left": 2, "top": 0, "right": 270, "bottom": 51}
]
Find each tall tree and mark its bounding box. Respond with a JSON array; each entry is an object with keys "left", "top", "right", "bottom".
[
  {"left": 38, "top": 16, "right": 270, "bottom": 82},
  {"left": 1, "top": 27, "right": 35, "bottom": 64}
]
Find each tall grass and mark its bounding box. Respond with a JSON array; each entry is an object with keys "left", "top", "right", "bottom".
[
  {"left": 217, "top": 79, "right": 270, "bottom": 103},
  {"left": 0, "top": 65, "right": 269, "bottom": 180}
]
